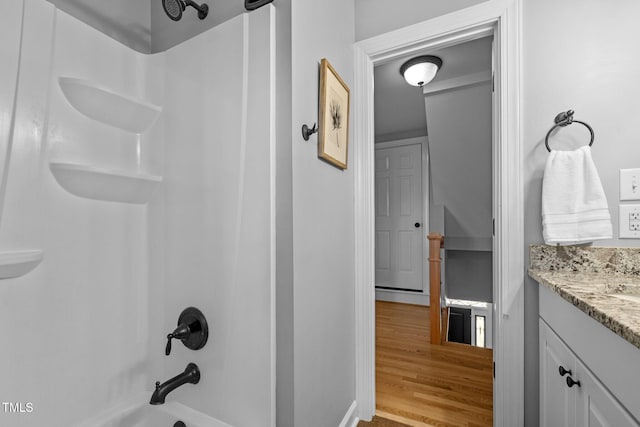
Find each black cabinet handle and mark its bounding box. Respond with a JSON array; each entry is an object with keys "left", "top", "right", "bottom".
[
  {"left": 415, "top": 222, "right": 421, "bottom": 228},
  {"left": 566, "top": 376, "right": 581, "bottom": 388},
  {"left": 558, "top": 366, "right": 572, "bottom": 377}
]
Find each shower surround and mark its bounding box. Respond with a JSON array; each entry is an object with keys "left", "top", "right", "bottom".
[{"left": 0, "top": 0, "right": 275, "bottom": 426}]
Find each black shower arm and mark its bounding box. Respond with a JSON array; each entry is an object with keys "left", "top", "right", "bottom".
[{"left": 184, "top": 0, "right": 207, "bottom": 13}]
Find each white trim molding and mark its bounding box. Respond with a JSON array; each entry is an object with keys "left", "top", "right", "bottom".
[
  {"left": 339, "top": 401, "right": 360, "bottom": 427},
  {"left": 353, "top": 44, "right": 376, "bottom": 422},
  {"left": 353, "top": 1, "right": 523, "bottom": 425},
  {"left": 375, "top": 288, "right": 429, "bottom": 306}
]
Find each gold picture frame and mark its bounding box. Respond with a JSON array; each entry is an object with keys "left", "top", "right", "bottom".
[{"left": 318, "top": 58, "right": 350, "bottom": 170}]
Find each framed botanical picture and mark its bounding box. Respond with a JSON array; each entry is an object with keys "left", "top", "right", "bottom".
[{"left": 318, "top": 58, "right": 350, "bottom": 169}]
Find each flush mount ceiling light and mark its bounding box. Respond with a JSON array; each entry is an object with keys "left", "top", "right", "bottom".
[{"left": 399, "top": 55, "right": 443, "bottom": 87}]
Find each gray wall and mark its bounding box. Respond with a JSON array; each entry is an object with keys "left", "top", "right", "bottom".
[
  {"left": 290, "top": 0, "right": 356, "bottom": 425},
  {"left": 355, "top": 0, "right": 488, "bottom": 41},
  {"left": 522, "top": 1, "right": 640, "bottom": 425},
  {"left": 426, "top": 83, "right": 493, "bottom": 305},
  {"left": 426, "top": 82, "right": 492, "bottom": 240},
  {"left": 445, "top": 251, "right": 492, "bottom": 302}
]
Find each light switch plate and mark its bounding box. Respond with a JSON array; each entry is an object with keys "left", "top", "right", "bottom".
[
  {"left": 619, "top": 205, "right": 640, "bottom": 238},
  {"left": 620, "top": 168, "right": 640, "bottom": 200}
]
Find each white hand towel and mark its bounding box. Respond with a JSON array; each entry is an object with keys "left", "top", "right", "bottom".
[{"left": 542, "top": 146, "right": 612, "bottom": 245}]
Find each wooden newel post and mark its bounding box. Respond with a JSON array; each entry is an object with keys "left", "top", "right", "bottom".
[{"left": 428, "top": 233, "right": 444, "bottom": 345}]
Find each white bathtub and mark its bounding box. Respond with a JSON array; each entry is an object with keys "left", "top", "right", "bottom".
[{"left": 73, "top": 393, "right": 232, "bottom": 427}]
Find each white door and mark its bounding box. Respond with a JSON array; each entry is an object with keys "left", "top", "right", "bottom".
[{"left": 375, "top": 143, "right": 423, "bottom": 291}]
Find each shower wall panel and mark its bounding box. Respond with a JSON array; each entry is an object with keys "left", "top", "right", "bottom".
[
  {"left": 0, "top": 1, "right": 274, "bottom": 426},
  {"left": 158, "top": 6, "right": 275, "bottom": 426},
  {"left": 0, "top": 0, "right": 23, "bottom": 224},
  {"left": 0, "top": 1, "right": 162, "bottom": 425}
]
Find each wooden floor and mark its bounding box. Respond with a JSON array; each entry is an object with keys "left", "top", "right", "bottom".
[
  {"left": 358, "top": 415, "right": 411, "bottom": 427},
  {"left": 371, "top": 301, "right": 493, "bottom": 427}
]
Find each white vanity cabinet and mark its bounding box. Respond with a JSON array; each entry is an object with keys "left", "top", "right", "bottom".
[
  {"left": 540, "top": 319, "right": 638, "bottom": 427},
  {"left": 538, "top": 284, "right": 640, "bottom": 427},
  {"left": 574, "top": 357, "right": 638, "bottom": 427},
  {"left": 539, "top": 319, "right": 574, "bottom": 427}
]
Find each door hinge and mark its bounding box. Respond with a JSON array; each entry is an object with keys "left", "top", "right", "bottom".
[
  {"left": 493, "top": 361, "right": 495, "bottom": 378},
  {"left": 492, "top": 72, "right": 495, "bottom": 93},
  {"left": 492, "top": 218, "right": 495, "bottom": 236}
]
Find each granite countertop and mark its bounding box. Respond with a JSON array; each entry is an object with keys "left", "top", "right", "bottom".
[
  {"left": 529, "top": 269, "right": 640, "bottom": 349},
  {"left": 529, "top": 245, "right": 640, "bottom": 350}
]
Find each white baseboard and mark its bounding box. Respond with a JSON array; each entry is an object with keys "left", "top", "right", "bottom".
[
  {"left": 339, "top": 400, "right": 359, "bottom": 427},
  {"left": 375, "top": 288, "right": 429, "bottom": 306}
]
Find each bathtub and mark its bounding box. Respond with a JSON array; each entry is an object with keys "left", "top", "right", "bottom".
[{"left": 73, "top": 392, "right": 232, "bottom": 427}]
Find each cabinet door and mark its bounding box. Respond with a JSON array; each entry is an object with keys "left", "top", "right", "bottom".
[
  {"left": 574, "top": 359, "right": 639, "bottom": 427},
  {"left": 540, "top": 319, "right": 576, "bottom": 427}
]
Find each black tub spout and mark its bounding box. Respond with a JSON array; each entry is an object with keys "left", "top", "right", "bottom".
[{"left": 150, "top": 363, "right": 200, "bottom": 405}]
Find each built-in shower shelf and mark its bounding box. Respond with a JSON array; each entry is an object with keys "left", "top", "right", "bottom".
[
  {"left": 58, "top": 77, "right": 161, "bottom": 133},
  {"left": 49, "top": 162, "right": 162, "bottom": 204},
  {"left": 0, "top": 250, "right": 43, "bottom": 279}
]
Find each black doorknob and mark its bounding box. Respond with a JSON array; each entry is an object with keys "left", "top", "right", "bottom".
[
  {"left": 558, "top": 366, "right": 572, "bottom": 377},
  {"left": 415, "top": 222, "right": 421, "bottom": 228},
  {"left": 566, "top": 376, "right": 581, "bottom": 388}
]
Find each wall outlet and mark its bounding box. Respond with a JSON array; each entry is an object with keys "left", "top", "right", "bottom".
[
  {"left": 620, "top": 169, "right": 640, "bottom": 201},
  {"left": 619, "top": 205, "right": 640, "bottom": 238}
]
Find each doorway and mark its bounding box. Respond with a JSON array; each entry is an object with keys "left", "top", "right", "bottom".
[
  {"left": 373, "top": 36, "right": 494, "bottom": 336},
  {"left": 371, "top": 34, "right": 495, "bottom": 426},
  {"left": 353, "top": 3, "right": 524, "bottom": 425}
]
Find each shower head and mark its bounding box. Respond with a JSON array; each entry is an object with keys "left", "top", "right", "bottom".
[
  {"left": 162, "top": 0, "right": 184, "bottom": 21},
  {"left": 162, "top": 0, "right": 209, "bottom": 21}
]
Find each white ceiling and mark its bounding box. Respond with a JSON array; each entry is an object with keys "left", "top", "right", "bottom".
[
  {"left": 374, "top": 36, "right": 493, "bottom": 142},
  {"left": 46, "top": 0, "right": 245, "bottom": 53},
  {"left": 47, "top": 0, "right": 152, "bottom": 52}
]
